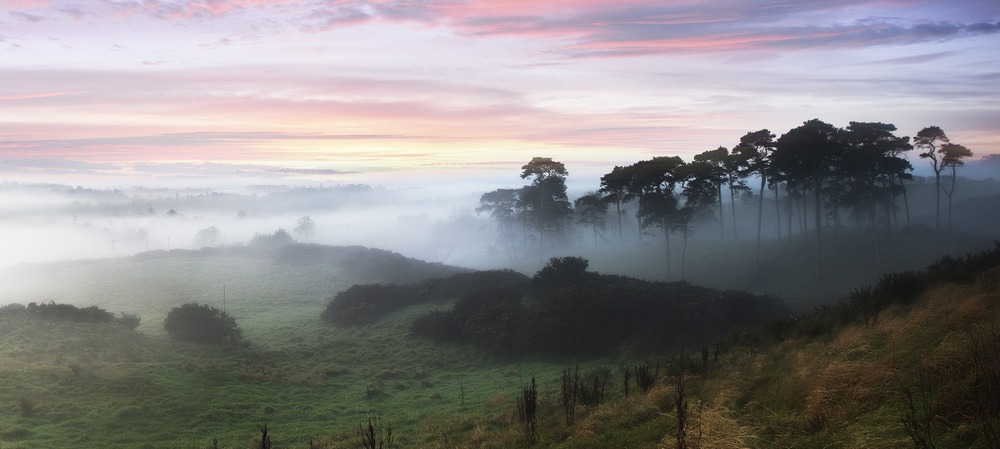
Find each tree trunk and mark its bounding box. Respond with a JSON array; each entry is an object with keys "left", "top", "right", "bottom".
[
  {"left": 786, "top": 186, "right": 793, "bottom": 239},
  {"left": 900, "top": 176, "right": 911, "bottom": 228},
  {"left": 868, "top": 191, "right": 882, "bottom": 266},
  {"left": 800, "top": 190, "right": 808, "bottom": 240},
  {"left": 947, "top": 166, "right": 957, "bottom": 233},
  {"left": 774, "top": 184, "right": 782, "bottom": 240},
  {"left": 663, "top": 216, "right": 672, "bottom": 281},
  {"left": 755, "top": 175, "right": 765, "bottom": 268},
  {"left": 616, "top": 200, "right": 624, "bottom": 245},
  {"left": 813, "top": 178, "right": 822, "bottom": 278},
  {"left": 730, "top": 185, "right": 738, "bottom": 241},
  {"left": 681, "top": 225, "right": 689, "bottom": 281},
  {"left": 934, "top": 168, "right": 941, "bottom": 231},
  {"left": 718, "top": 184, "right": 725, "bottom": 240}
]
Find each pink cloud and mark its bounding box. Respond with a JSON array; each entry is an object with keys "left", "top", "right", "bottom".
[{"left": 1, "top": 0, "right": 50, "bottom": 8}]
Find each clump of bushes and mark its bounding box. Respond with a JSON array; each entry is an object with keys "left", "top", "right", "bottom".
[
  {"left": 250, "top": 228, "right": 294, "bottom": 247},
  {"left": 410, "top": 258, "right": 787, "bottom": 358},
  {"left": 321, "top": 284, "right": 415, "bottom": 326},
  {"left": 322, "top": 270, "right": 530, "bottom": 327},
  {"left": 411, "top": 287, "right": 525, "bottom": 355},
  {"left": 0, "top": 301, "right": 140, "bottom": 329},
  {"left": 164, "top": 303, "right": 242, "bottom": 345},
  {"left": 115, "top": 312, "right": 142, "bottom": 330}
]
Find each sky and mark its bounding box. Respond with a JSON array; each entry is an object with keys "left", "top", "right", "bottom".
[{"left": 1, "top": 0, "right": 999, "bottom": 189}]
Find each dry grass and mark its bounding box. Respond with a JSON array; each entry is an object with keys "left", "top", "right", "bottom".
[
  {"left": 802, "top": 359, "right": 894, "bottom": 431},
  {"left": 688, "top": 403, "right": 764, "bottom": 449}
]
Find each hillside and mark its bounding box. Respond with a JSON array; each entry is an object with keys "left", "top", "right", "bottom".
[
  {"left": 0, "top": 242, "right": 996, "bottom": 448},
  {"left": 397, "top": 244, "right": 1000, "bottom": 449},
  {"left": 492, "top": 227, "right": 994, "bottom": 310}
]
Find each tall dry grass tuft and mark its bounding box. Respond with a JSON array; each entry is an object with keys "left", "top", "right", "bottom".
[
  {"left": 803, "top": 360, "right": 895, "bottom": 431},
  {"left": 693, "top": 404, "right": 764, "bottom": 449}
]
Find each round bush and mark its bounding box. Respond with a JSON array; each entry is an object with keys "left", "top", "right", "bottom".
[{"left": 164, "top": 303, "right": 242, "bottom": 345}]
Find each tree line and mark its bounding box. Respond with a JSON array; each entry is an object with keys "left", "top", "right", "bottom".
[{"left": 479, "top": 121, "right": 974, "bottom": 278}]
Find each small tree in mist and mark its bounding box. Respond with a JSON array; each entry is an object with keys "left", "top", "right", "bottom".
[
  {"left": 194, "top": 226, "right": 221, "bottom": 248},
  {"left": 520, "top": 157, "right": 572, "bottom": 257},
  {"left": 574, "top": 192, "right": 608, "bottom": 247},
  {"left": 294, "top": 215, "right": 315, "bottom": 239}
]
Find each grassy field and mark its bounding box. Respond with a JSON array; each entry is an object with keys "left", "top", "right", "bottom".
[
  {"left": 1, "top": 241, "right": 996, "bottom": 448},
  {"left": 0, "top": 245, "right": 608, "bottom": 448}
]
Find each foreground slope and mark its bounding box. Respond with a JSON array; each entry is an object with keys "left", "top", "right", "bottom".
[{"left": 408, "top": 245, "right": 998, "bottom": 449}]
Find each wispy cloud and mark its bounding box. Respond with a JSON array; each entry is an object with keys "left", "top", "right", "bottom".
[
  {"left": 0, "top": 91, "right": 76, "bottom": 101},
  {"left": 9, "top": 10, "right": 46, "bottom": 23}
]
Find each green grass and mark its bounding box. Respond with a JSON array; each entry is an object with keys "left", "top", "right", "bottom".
[
  {"left": 1, "top": 243, "right": 996, "bottom": 448},
  {"left": 0, "top": 248, "right": 608, "bottom": 448}
]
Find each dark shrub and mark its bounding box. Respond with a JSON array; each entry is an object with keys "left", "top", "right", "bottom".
[
  {"left": 420, "top": 269, "right": 531, "bottom": 300},
  {"left": 414, "top": 287, "right": 526, "bottom": 355},
  {"left": 164, "top": 303, "right": 242, "bottom": 345},
  {"left": 322, "top": 284, "right": 414, "bottom": 326},
  {"left": 1, "top": 301, "right": 115, "bottom": 324},
  {"left": 532, "top": 257, "right": 594, "bottom": 291},
  {"left": 115, "top": 313, "right": 142, "bottom": 330}
]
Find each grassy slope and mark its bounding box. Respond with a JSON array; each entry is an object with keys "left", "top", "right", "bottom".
[
  {"left": 0, "top": 245, "right": 599, "bottom": 448},
  {"left": 410, "top": 267, "right": 999, "bottom": 449},
  {"left": 1, "top": 242, "right": 996, "bottom": 448}
]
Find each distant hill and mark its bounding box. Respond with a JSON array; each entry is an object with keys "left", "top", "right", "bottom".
[
  {"left": 0, "top": 243, "right": 463, "bottom": 334},
  {"left": 911, "top": 194, "right": 1000, "bottom": 239}
]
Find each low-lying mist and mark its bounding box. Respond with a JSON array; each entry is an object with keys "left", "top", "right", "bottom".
[
  {"left": 0, "top": 183, "right": 489, "bottom": 270},
  {"left": 2, "top": 175, "right": 999, "bottom": 307}
]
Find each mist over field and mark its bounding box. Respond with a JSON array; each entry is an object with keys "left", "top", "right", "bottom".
[
  {"left": 2, "top": 157, "right": 999, "bottom": 449},
  {"left": 3, "top": 160, "right": 999, "bottom": 307}
]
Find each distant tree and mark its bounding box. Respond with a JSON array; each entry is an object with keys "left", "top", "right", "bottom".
[
  {"left": 166, "top": 209, "right": 180, "bottom": 217},
  {"left": 477, "top": 188, "right": 520, "bottom": 260},
  {"left": 194, "top": 226, "right": 221, "bottom": 248},
  {"left": 236, "top": 210, "right": 249, "bottom": 218},
  {"left": 692, "top": 147, "right": 730, "bottom": 240},
  {"left": 939, "top": 143, "right": 973, "bottom": 232},
  {"left": 632, "top": 156, "right": 686, "bottom": 280},
  {"left": 775, "top": 119, "right": 842, "bottom": 276},
  {"left": 294, "top": 215, "right": 315, "bottom": 239},
  {"left": 520, "top": 157, "right": 573, "bottom": 257},
  {"left": 677, "top": 160, "right": 721, "bottom": 279},
  {"left": 599, "top": 165, "right": 638, "bottom": 245},
  {"left": 723, "top": 149, "right": 752, "bottom": 240},
  {"left": 733, "top": 129, "right": 777, "bottom": 267},
  {"left": 915, "top": 126, "right": 950, "bottom": 230},
  {"left": 163, "top": 303, "right": 242, "bottom": 345},
  {"left": 838, "top": 122, "right": 912, "bottom": 264},
  {"left": 574, "top": 192, "right": 609, "bottom": 246}
]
